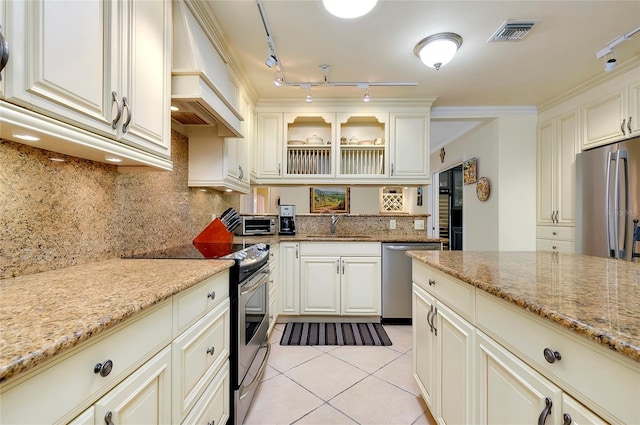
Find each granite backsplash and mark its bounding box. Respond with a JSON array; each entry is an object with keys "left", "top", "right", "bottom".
[{"left": 0, "top": 130, "right": 238, "bottom": 279}]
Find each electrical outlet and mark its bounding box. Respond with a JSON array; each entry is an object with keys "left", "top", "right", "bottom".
[
  {"left": 389, "top": 219, "right": 396, "bottom": 230},
  {"left": 414, "top": 219, "right": 425, "bottom": 230}
]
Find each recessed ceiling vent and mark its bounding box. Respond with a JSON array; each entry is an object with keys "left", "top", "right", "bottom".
[{"left": 488, "top": 20, "right": 537, "bottom": 42}]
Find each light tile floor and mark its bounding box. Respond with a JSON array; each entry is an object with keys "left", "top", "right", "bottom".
[{"left": 244, "top": 324, "right": 437, "bottom": 425}]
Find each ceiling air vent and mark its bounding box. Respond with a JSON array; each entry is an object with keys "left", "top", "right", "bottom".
[{"left": 488, "top": 20, "right": 537, "bottom": 42}]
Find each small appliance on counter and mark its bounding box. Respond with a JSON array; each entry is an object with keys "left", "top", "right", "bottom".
[
  {"left": 233, "top": 216, "right": 275, "bottom": 236},
  {"left": 279, "top": 204, "right": 296, "bottom": 235}
]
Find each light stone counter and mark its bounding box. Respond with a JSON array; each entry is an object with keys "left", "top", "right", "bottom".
[
  {"left": 0, "top": 258, "right": 234, "bottom": 383},
  {"left": 407, "top": 251, "right": 640, "bottom": 363}
]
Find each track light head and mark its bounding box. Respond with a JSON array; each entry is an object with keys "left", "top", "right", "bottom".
[
  {"left": 305, "top": 92, "right": 313, "bottom": 103},
  {"left": 274, "top": 71, "right": 284, "bottom": 87},
  {"left": 363, "top": 89, "right": 370, "bottom": 102},
  {"left": 265, "top": 54, "right": 277, "bottom": 68},
  {"left": 604, "top": 53, "right": 617, "bottom": 72}
]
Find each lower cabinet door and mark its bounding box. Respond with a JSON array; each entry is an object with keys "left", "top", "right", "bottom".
[
  {"left": 182, "top": 363, "right": 230, "bottom": 425},
  {"left": 436, "top": 302, "right": 475, "bottom": 425},
  {"left": 93, "top": 346, "right": 172, "bottom": 425},
  {"left": 341, "top": 256, "right": 381, "bottom": 315},
  {"left": 300, "top": 256, "right": 340, "bottom": 314},
  {"left": 412, "top": 284, "right": 437, "bottom": 410},
  {"left": 561, "top": 394, "right": 608, "bottom": 425},
  {"left": 476, "top": 331, "right": 562, "bottom": 425}
]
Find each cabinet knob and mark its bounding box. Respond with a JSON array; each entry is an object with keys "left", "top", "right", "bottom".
[
  {"left": 537, "top": 397, "right": 553, "bottom": 425},
  {"left": 552, "top": 231, "right": 557, "bottom": 236},
  {"left": 207, "top": 291, "right": 216, "bottom": 300},
  {"left": 543, "top": 348, "right": 562, "bottom": 363},
  {"left": 552, "top": 245, "right": 557, "bottom": 250},
  {"left": 206, "top": 346, "right": 216, "bottom": 356},
  {"left": 562, "top": 413, "right": 572, "bottom": 425},
  {"left": 94, "top": 359, "right": 113, "bottom": 377},
  {"left": 428, "top": 278, "right": 436, "bottom": 286},
  {"left": 105, "top": 411, "right": 114, "bottom": 425}
]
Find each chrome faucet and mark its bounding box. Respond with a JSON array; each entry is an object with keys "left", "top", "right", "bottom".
[{"left": 330, "top": 213, "right": 348, "bottom": 234}]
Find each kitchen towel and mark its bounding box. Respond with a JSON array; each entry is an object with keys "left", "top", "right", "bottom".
[{"left": 280, "top": 322, "right": 392, "bottom": 346}]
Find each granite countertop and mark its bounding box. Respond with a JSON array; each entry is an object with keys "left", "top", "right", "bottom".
[
  {"left": 407, "top": 251, "right": 640, "bottom": 363},
  {"left": 247, "top": 235, "right": 446, "bottom": 243},
  {"left": 0, "top": 258, "right": 234, "bottom": 383}
]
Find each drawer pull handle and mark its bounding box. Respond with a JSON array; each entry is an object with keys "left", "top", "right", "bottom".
[
  {"left": 428, "top": 279, "right": 436, "bottom": 286},
  {"left": 621, "top": 118, "right": 627, "bottom": 136},
  {"left": 111, "top": 92, "right": 122, "bottom": 129},
  {"left": 207, "top": 421, "right": 215, "bottom": 425},
  {"left": 537, "top": 397, "right": 552, "bottom": 425},
  {"left": 562, "top": 413, "right": 572, "bottom": 425},
  {"left": 207, "top": 291, "right": 216, "bottom": 300},
  {"left": 206, "top": 346, "right": 216, "bottom": 356},
  {"left": 433, "top": 307, "right": 438, "bottom": 336},
  {"left": 543, "top": 348, "right": 562, "bottom": 363},
  {"left": 105, "top": 411, "right": 114, "bottom": 425},
  {"left": 94, "top": 359, "right": 113, "bottom": 377},
  {"left": 628, "top": 116, "right": 632, "bottom": 134},
  {"left": 427, "top": 305, "right": 434, "bottom": 333}
]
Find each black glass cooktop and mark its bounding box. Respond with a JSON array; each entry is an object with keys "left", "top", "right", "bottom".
[{"left": 124, "top": 243, "right": 249, "bottom": 260}]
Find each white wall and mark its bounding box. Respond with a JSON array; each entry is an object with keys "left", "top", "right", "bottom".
[{"left": 430, "top": 111, "right": 537, "bottom": 251}]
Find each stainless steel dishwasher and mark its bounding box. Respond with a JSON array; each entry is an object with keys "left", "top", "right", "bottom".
[{"left": 382, "top": 242, "right": 441, "bottom": 324}]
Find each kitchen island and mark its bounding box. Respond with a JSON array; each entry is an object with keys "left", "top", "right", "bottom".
[{"left": 409, "top": 250, "right": 639, "bottom": 424}]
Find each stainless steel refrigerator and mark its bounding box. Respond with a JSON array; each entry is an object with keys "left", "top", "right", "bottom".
[{"left": 576, "top": 137, "right": 640, "bottom": 261}]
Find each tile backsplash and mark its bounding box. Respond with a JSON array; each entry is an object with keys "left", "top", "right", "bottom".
[{"left": 0, "top": 131, "right": 238, "bottom": 279}]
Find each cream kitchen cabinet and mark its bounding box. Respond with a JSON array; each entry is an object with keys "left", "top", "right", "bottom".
[
  {"left": 412, "top": 262, "right": 475, "bottom": 425},
  {"left": 537, "top": 110, "right": 578, "bottom": 227},
  {"left": 253, "top": 102, "right": 433, "bottom": 185},
  {"left": 0, "top": 300, "right": 173, "bottom": 424},
  {"left": 3, "top": 0, "right": 171, "bottom": 161},
  {"left": 476, "top": 330, "right": 562, "bottom": 425},
  {"left": 581, "top": 67, "right": 640, "bottom": 150},
  {"left": 389, "top": 112, "right": 430, "bottom": 182},
  {"left": 299, "top": 242, "right": 381, "bottom": 316},
  {"left": 279, "top": 242, "right": 300, "bottom": 315},
  {"left": 70, "top": 346, "right": 172, "bottom": 425},
  {"left": 255, "top": 112, "right": 284, "bottom": 180},
  {"left": 268, "top": 242, "right": 280, "bottom": 333}
]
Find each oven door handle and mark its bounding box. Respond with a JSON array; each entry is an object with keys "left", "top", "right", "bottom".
[
  {"left": 238, "top": 342, "right": 271, "bottom": 400},
  {"left": 240, "top": 270, "right": 269, "bottom": 296}
]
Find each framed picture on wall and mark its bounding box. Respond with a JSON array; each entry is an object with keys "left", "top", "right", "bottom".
[
  {"left": 463, "top": 157, "right": 478, "bottom": 184},
  {"left": 310, "top": 186, "right": 350, "bottom": 213}
]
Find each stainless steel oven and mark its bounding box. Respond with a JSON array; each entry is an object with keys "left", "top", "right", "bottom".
[
  {"left": 223, "top": 244, "right": 271, "bottom": 425},
  {"left": 235, "top": 261, "right": 270, "bottom": 423}
]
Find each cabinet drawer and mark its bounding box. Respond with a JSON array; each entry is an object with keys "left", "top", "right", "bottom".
[
  {"left": 173, "top": 270, "right": 229, "bottom": 336},
  {"left": 536, "top": 226, "right": 575, "bottom": 240},
  {"left": 536, "top": 238, "right": 575, "bottom": 253},
  {"left": 181, "top": 362, "right": 230, "bottom": 425},
  {"left": 0, "top": 300, "right": 172, "bottom": 424},
  {"left": 412, "top": 261, "right": 474, "bottom": 322},
  {"left": 172, "top": 299, "right": 230, "bottom": 424},
  {"left": 300, "top": 242, "right": 381, "bottom": 256},
  {"left": 476, "top": 291, "right": 640, "bottom": 424}
]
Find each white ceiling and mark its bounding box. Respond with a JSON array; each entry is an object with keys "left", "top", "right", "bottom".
[{"left": 202, "top": 1, "right": 640, "bottom": 148}]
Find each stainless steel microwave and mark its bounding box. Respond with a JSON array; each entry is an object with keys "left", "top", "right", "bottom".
[{"left": 233, "top": 216, "right": 275, "bottom": 236}]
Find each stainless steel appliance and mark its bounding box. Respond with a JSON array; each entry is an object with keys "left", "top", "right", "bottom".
[
  {"left": 381, "top": 242, "right": 441, "bottom": 323},
  {"left": 124, "top": 242, "right": 271, "bottom": 425},
  {"left": 233, "top": 216, "right": 275, "bottom": 236},
  {"left": 576, "top": 137, "right": 639, "bottom": 261},
  {"left": 279, "top": 204, "right": 296, "bottom": 235},
  {"left": 222, "top": 245, "right": 271, "bottom": 424}
]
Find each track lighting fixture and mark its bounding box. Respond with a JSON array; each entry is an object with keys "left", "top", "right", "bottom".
[
  {"left": 363, "top": 90, "right": 370, "bottom": 102},
  {"left": 595, "top": 25, "right": 640, "bottom": 72},
  {"left": 305, "top": 91, "right": 313, "bottom": 103},
  {"left": 414, "top": 32, "right": 463, "bottom": 70},
  {"left": 265, "top": 54, "right": 277, "bottom": 68},
  {"left": 274, "top": 71, "right": 284, "bottom": 87}
]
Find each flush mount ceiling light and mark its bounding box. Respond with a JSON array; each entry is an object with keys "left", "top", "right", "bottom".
[
  {"left": 322, "top": 0, "right": 378, "bottom": 19},
  {"left": 414, "top": 32, "right": 463, "bottom": 70}
]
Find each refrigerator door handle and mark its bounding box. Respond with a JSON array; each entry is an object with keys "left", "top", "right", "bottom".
[
  {"left": 606, "top": 151, "right": 614, "bottom": 257},
  {"left": 618, "top": 150, "right": 629, "bottom": 259}
]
